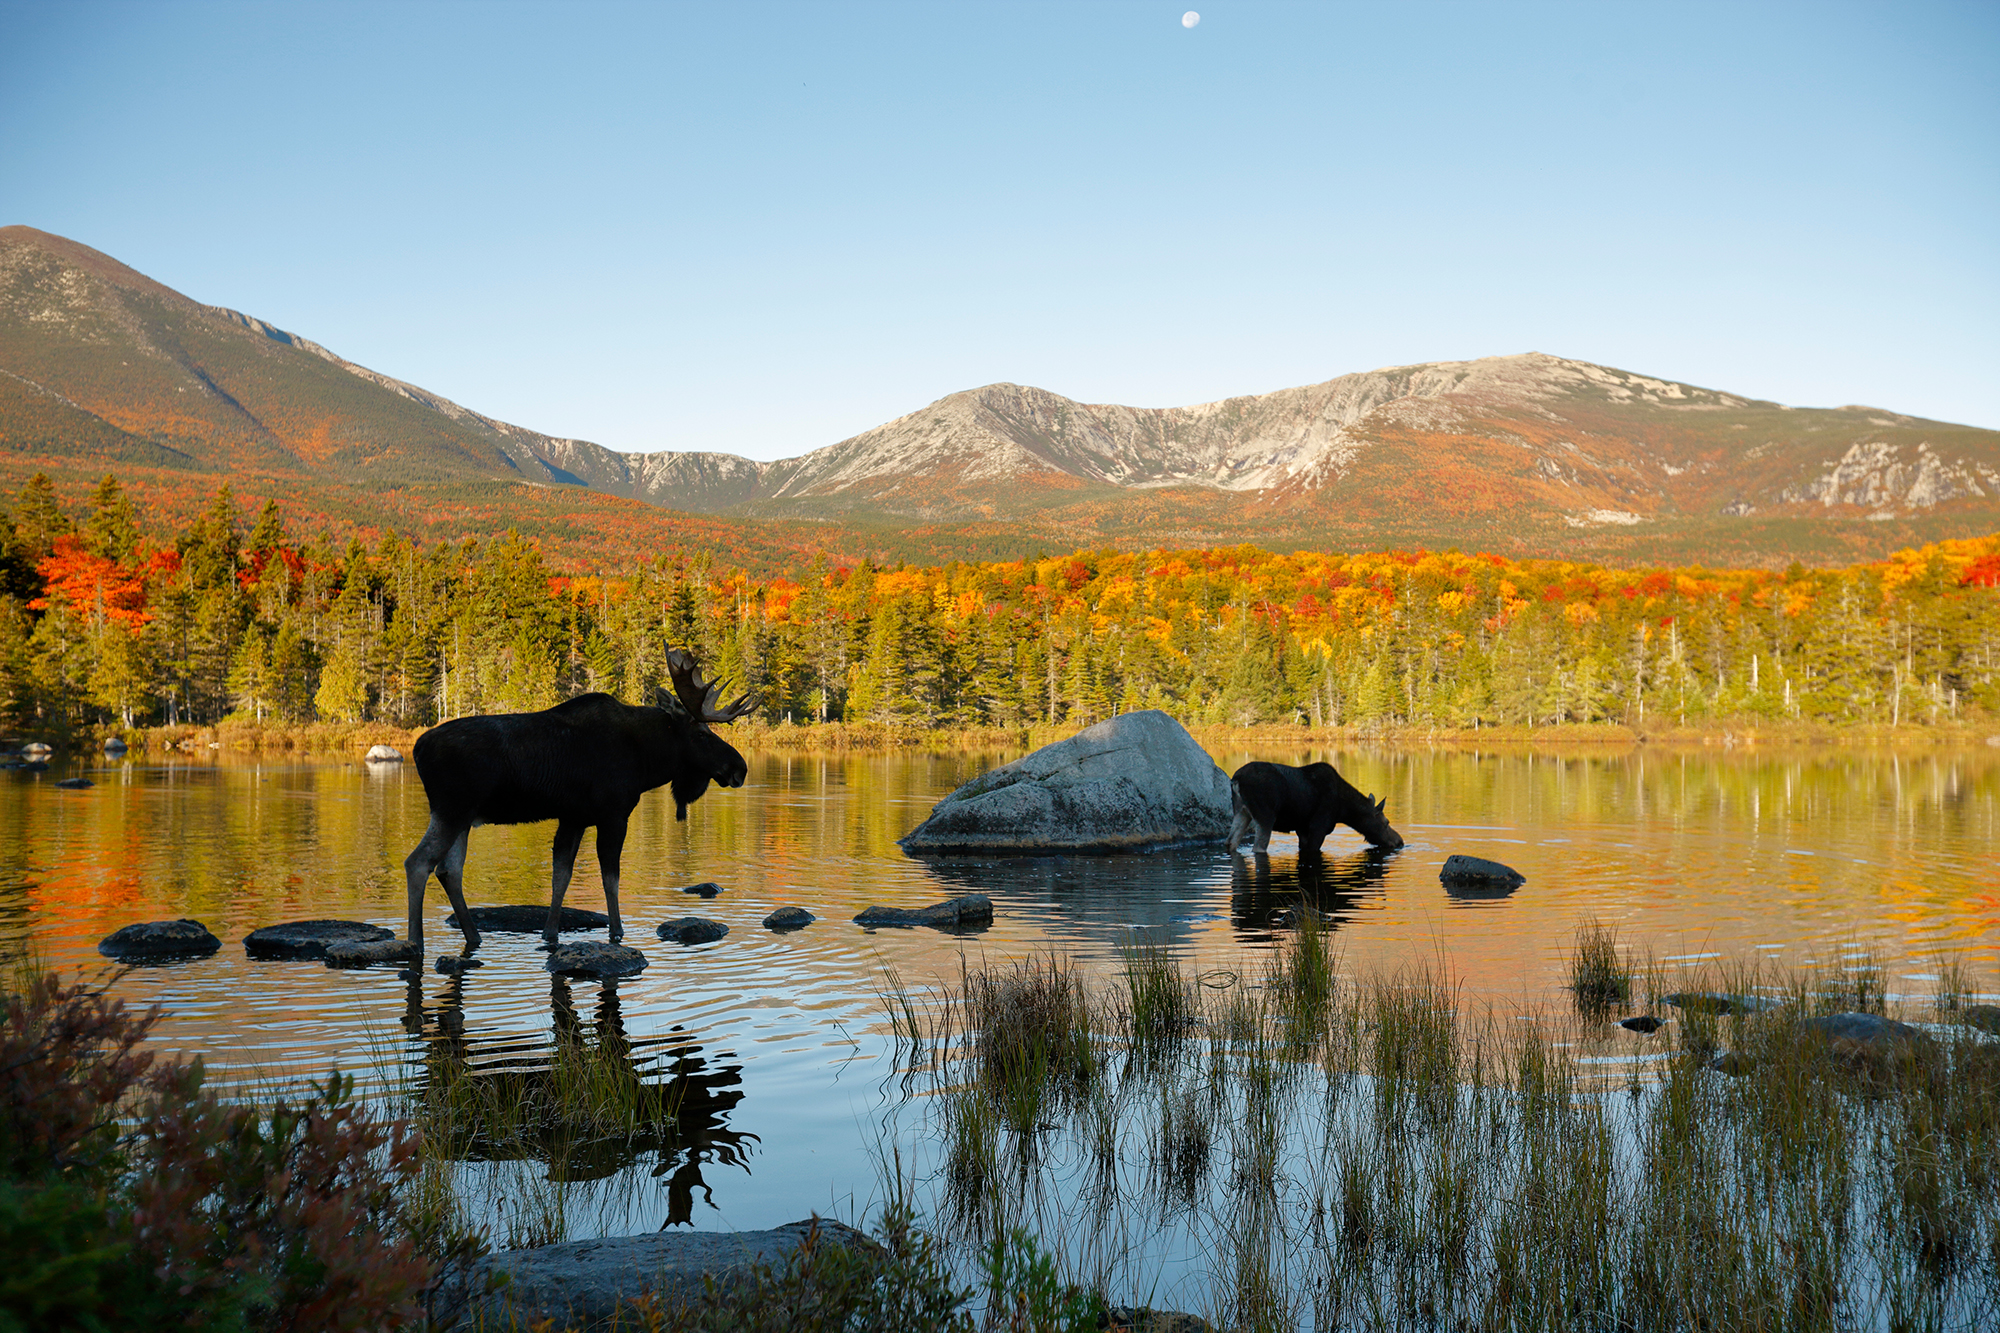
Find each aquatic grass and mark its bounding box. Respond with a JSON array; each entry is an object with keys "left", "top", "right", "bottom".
[
  {"left": 1117, "top": 935, "right": 1200, "bottom": 1059},
  {"left": 1566, "top": 915, "right": 1634, "bottom": 1017}
]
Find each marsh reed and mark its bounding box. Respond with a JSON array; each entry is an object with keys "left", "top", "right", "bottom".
[{"left": 884, "top": 931, "right": 2000, "bottom": 1332}]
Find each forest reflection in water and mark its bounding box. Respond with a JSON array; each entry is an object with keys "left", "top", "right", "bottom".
[{"left": 0, "top": 738, "right": 1996, "bottom": 1235}]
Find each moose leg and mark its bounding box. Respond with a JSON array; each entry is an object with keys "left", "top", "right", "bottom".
[
  {"left": 1252, "top": 819, "right": 1273, "bottom": 855},
  {"left": 545, "top": 819, "right": 587, "bottom": 945},
  {"left": 404, "top": 815, "right": 473, "bottom": 950},
  {"left": 1227, "top": 806, "right": 1253, "bottom": 851},
  {"left": 437, "top": 828, "right": 476, "bottom": 948},
  {"left": 594, "top": 814, "right": 629, "bottom": 944}
]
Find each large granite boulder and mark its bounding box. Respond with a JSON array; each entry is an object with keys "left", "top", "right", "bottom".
[
  {"left": 899, "top": 710, "right": 1230, "bottom": 854},
  {"left": 431, "top": 1218, "right": 877, "bottom": 1329}
]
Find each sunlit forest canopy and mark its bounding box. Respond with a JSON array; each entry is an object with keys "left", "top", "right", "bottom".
[{"left": 4, "top": 472, "right": 1998, "bottom": 736}]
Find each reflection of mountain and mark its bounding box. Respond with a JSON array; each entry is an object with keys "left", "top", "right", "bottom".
[
  {"left": 405, "top": 971, "right": 756, "bottom": 1225},
  {"left": 1229, "top": 848, "right": 1395, "bottom": 933}
]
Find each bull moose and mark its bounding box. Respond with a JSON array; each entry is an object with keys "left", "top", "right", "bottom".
[
  {"left": 403, "top": 649, "right": 756, "bottom": 953},
  {"left": 1227, "top": 761, "right": 1404, "bottom": 855}
]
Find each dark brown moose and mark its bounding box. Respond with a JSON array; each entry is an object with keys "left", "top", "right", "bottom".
[
  {"left": 1227, "top": 761, "right": 1404, "bottom": 855},
  {"left": 403, "top": 650, "right": 756, "bottom": 953}
]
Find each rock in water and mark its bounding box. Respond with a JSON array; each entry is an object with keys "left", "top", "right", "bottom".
[
  {"left": 1959, "top": 1004, "right": 2000, "bottom": 1036},
  {"left": 99, "top": 919, "right": 221, "bottom": 962},
  {"left": 656, "top": 917, "right": 728, "bottom": 945},
  {"left": 546, "top": 941, "right": 648, "bottom": 978},
  {"left": 1438, "top": 854, "right": 1524, "bottom": 886},
  {"left": 324, "top": 939, "right": 421, "bottom": 968},
  {"left": 245, "top": 920, "right": 393, "bottom": 961},
  {"left": 678, "top": 881, "right": 724, "bottom": 899},
  {"left": 429, "top": 1218, "right": 878, "bottom": 1329},
  {"left": 1619, "top": 1014, "right": 1664, "bottom": 1034},
  {"left": 1662, "top": 991, "right": 1779, "bottom": 1016},
  {"left": 54, "top": 777, "right": 93, "bottom": 789},
  {"left": 899, "top": 710, "right": 1231, "bottom": 854},
  {"left": 435, "top": 954, "right": 484, "bottom": 974},
  {"left": 363, "top": 743, "right": 403, "bottom": 763},
  {"left": 102, "top": 737, "right": 127, "bottom": 755},
  {"left": 763, "top": 906, "right": 815, "bottom": 931},
  {"left": 853, "top": 894, "right": 993, "bottom": 929},
  {"left": 1799, "top": 1011, "right": 1930, "bottom": 1072},
  {"left": 445, "top": 905, "right": 610, "bottom": 933}
]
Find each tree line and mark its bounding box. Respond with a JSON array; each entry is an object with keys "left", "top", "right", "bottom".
[{"left": 3, "top": 471, "right": 1998, "bottom": 738}]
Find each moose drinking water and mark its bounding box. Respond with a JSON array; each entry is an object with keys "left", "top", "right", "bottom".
[
  {"left": 1227, "top": 761, "right": 1404, "bottom": 855},
  {"left": 403, "top": 649, "right": 756, "bottom": 953}
]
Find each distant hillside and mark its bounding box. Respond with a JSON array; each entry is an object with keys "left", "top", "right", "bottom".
[{"left": 5, "top": 225, "right": 1997, "bottom": 568}]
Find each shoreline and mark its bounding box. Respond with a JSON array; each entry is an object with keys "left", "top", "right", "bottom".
[{"left": 30, "top": 714, "right": 2000, "bottom": 758}]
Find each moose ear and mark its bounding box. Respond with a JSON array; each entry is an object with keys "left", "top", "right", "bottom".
[{"left": 1372, "top": 796, "right": 1386, "bottom": 812}]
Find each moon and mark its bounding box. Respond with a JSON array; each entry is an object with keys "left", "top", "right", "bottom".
[{"left": 1182, "top": 11, "right": 1199, "bottom": 28}]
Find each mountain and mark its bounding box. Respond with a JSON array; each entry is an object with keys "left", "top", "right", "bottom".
[{"left": 5, "top": 224, "right": 1998, "bottom": 569}]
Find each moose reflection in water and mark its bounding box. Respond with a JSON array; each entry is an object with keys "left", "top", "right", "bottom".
[
  {"left": 1229, "top": 845, "right": 1396, "bottom": 934},
  {"left": 402, "top": 969, "right": 756, "bottom": 1227}
]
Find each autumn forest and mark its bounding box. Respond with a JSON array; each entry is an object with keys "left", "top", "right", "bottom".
[{"left": 4, "top": 471, "right": 1999, "bottom": 742}]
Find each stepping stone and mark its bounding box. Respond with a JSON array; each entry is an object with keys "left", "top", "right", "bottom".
[
  {"left": 678, "top": 881, "right": 723, "bottom": 899},
  {"left": 763, "top": 906, "right": 815, "bottom": 931},
  {"left": 1438, "top": 854, "right": 1524, "bottom": 886},
  {"left": 245, "top": 919, "right": 393, "bottom": 961},
  {"left": 363, "top": 744, "right": 403, "bottom": 763},
  {"left": 444, "top": 905, "right": 610, "bottom": 933},
  {"left": 325, "top": 939, "right": 420, "bottom": 969},
  {"left": 853, "top": 894, "right": 993, "bottom": 929},
  {"left": 656, "top": 917, "right": 728, "bottom": 945},
  {"left": 435, "top": 955, "right": 484, "bottom": 974},
  {"left": 98, "top": 918, "right": 221, "bottom": 962},
  {"left": 546, "top": 941, "right": 647, "bottom": 978}
]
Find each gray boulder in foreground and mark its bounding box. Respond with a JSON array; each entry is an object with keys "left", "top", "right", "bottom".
[
  {"left": 99, "top": 918, "right": 221, "bottom": 962},
  {"left": 854, "top": 894, "right": 992, "bottom": 929},
  {"left": 899, "top": 710, "right": 1230, "bottom": 854},
  {"left": 1439, "top": 854, "right": 1524, "bottom": 885},
  {"left": 432, "top": 1218, "right": 878, "bottom": 1329}
]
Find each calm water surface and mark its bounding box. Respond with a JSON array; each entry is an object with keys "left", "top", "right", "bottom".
[{"left": 3, "top": 741, "right": 1997, "bottom": 1238}]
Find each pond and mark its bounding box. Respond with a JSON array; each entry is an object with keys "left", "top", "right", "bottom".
[{"left": 4, "top": 739, "right": 1998, "bottom": 1249}]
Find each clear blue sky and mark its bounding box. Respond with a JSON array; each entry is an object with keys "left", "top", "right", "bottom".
[{"left": 4, "top": 1, "right": 1996, "bottom": 458}]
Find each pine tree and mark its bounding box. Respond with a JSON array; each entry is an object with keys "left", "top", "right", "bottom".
[{"left": 85, "top": 475, "right": 138, "bottom": 563}]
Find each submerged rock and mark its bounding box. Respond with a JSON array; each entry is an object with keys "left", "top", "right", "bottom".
[
  {"left": 324, "top": 938, "right": 420, "bottom": 968},
  {"left": 430, "top": 1217, "right": 877, "bottom": 1329},
  {"left": 899, "top": 710, "right": 1231, "bottom": 854},
  {"left": 245, "top": 920, "right": 393, "bottom": 961},
  {"left": 546, "top": 941, "right": 647, "bottom": 978},
  {"left": 54, "top": 777, "right": 94, "bottom": 789},
  {"left": 762, "top": 906, "right": 815, "bottom": 931},
  {"left": 1662, "top": 991, "right": 1780, "bottom": 1016},
  {"left": 1798, "top": 1011, "right": 1930, "bottom": 1072},
  {"left": 1438, "top": 854, "right": 1524, "bottom": 886},
  {"left": 98, "top": 918, "right": 221, "bottom": 962},
  {"left": 1619, "top": 1015, "right": 1665, "bottom": 1034},
  {"left": 363, "top": 744, "right": 403, "bottom": 763},
  {"left": 435, "top": 954, "right": 484, "bottom": 975},
  {"left": 656, "top": 917, "right": 728, "bottom": 945},
  {"left": 445, "top": 904, "right": 610, "bottom": 933},
  {"left": 678, "top": 881, "right": 724, "bottom": 899},
  {"left": 853, "top": 894, "right": 993, "bottom": 930}
]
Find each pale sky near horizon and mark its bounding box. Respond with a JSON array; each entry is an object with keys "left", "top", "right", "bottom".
[{"left": 2, "top": 1, "right": 1996, "bottom": 459}]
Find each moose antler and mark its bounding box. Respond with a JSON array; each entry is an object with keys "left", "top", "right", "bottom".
[{"left": 665, "top": 649, "right": 757, "bottom": 724}]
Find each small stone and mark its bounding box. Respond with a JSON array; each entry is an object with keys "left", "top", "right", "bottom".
[
  {"left": 1439, "top": 854, "right": 1524, "bottom": 885},
  {"left": 854, "top": 894, "right": 993, "bottom": 930},
  {"left": 435, "top": 954, "right": 484, "bottom": 974},
  {"left": 1620, "top": 1015, "right": 1664, "bottom": 1034},
  {"left": 1959, "top": 1004, "right": 2000, "bottom": 1036},
  {"left": 21, "top": 742, "right": 52, "bottom": 756},
  {"left": 678, "top": 881, "right": 724, "bottom": 899},
  {"left": 546, "top": 941, "right": 647, "bottom": 978},
  {"left": 445, "top": 904, "right": 610, "bottom": 933},
  {"left": 324, "top": 938, "right": 421, "bottom": 968},
  {"left": 657, "top": 917, "right": 728, "bottom": 945},
  {"left": 102, "top": 737, "right": 127, "bottom": 754},
  {"left": 763, "top": 906, "right": 815, "bottom": 931},
  {"left": 364, "top": 744, "right": 403, "bottom": 763},
  {"left": 246, "top": 919, "right": 393, "bottom": 961},
  {"left": 1704, "top": 1050, "right": 1756, "bottom": 1076},
  {"left": 98, "top": 918, "right": 221, "bottom": 962},
  {"left": 54, "top": 777, "right": 93, "bottom": 789}
]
